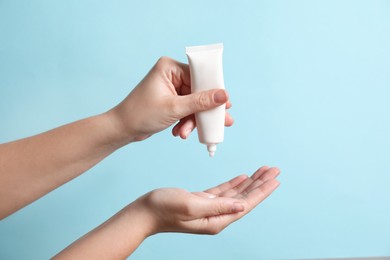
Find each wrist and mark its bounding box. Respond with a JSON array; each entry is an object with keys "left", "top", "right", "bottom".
[
  {"left": 53, "top": 198, "right": 158, "bottom": 259},
  {"left": 102, "top": 109, "right": 137, "bottom": 147},
  {"left": 123, "top": 196, "right": 160, "bottom": 238}
]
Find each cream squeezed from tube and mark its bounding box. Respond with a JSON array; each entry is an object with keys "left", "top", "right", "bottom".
[{"left": 186, "top": 43, "right": 225, "bottom": 157}]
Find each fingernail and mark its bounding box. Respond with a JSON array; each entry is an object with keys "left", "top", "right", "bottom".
[
  {"left": 208, "top": 194, "right": 217, "bottom": 199},
  {"left": 184, "top": 128, "right": 191, "bottom": 138},
  {"left": 213, "top": 90, "right": 227, "bottom": 104},
  {"left": 232, "top": 202, "right": 245, "bottom": 212}
]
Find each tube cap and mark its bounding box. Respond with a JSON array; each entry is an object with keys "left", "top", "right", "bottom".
[{"left": 207, "top": 144, "right": 217, "bottom": 157}]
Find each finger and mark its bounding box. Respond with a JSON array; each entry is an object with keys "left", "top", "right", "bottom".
[
  {"left": 225, "top": 111, "right": 234, "bottom": 127},
  {"left": 242, "top": 179, "right": 280, "bottom": 210},
  {"left": 158, "top": 57, "right": 191, "bottom": 93},
  {"left": 226, "top": 101, "right": 232, "bottom": 109},
  {"left": 245, "top": 168, "right": 280, "bottom": 193},
  {"left": 220, "top": 178, "right": 253, "bottom": 197},
  {"left": 173, "top": 89, "right": 229, "bottom": 119},
  {"left": 250, "top": 166, "right": 280, "bottom": 183},
  {"left": 219, "top": 166, "right": 272, "bottom": 197},
  {"left": 204, "top": 175, "right": 248, "bottom": 195},
  {"left": 191, "top": 179, "right": 280, "bottom": 235},
  {"left": 172, "top": 121, "right": 183, "bottom": 136},
  {"left": 259, "top": 167, "right": 280, "bottom": 181},
  {"left": 175, "top": 111, "right": 232, "bottom": 137},
  {"left": 238, "top": 167, "right": 280, "bottom": 194},
  {"left": 178, "top": 116, "right": 196, "bottom": 139},
  {"left": 182, "top": 111, "right": 231, "bottom": 136},
  {"left": 193, "top": 179, "right": 280, "bottom": 233},
  {"left": 191, "top": 197, "right": 245, "bottom": 218},
  {"left": 250, "top": 166, "right": 271, "bottom": 180}
]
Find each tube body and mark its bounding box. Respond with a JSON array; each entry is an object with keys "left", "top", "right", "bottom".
[{"left": 186, "top": 43, "right": 225, "bottom": 157}]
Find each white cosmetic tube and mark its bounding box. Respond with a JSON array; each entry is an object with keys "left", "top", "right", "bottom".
[{"left": 186, "top": 43, "right": 225, "bottom": 157}]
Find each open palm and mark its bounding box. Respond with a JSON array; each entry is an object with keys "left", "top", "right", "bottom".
[{"left": 145, "top": 166, "right": 280, "bottom": 235}]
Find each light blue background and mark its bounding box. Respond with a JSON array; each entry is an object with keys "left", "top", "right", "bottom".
[{"left": 1, "top": 0, "right": 389, "bottom": 259}]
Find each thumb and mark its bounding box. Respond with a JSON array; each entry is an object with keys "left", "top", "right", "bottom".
[
  {"left": 173, "top": 89, "right": 228, "bottom": 119},
  {"left": 192, "top": 197, "right": 245, "bottom": 218}
]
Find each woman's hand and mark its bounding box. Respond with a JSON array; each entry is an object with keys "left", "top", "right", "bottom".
[
  {"left": 140, "top": 166, "right": 280, "bottom": 235},
  {"left": 54, "top": 167, "right": 280, "bottom": 259},
  {"left": 0, "top": 56, "right": 234, "bottom": 220},
  {"left": 106, "top": 57, "right": 233, "bottom": 143}
]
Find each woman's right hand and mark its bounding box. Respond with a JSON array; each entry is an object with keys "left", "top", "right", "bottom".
[{"left": 106, "top": 56, "right": 233, "bottom": 143}]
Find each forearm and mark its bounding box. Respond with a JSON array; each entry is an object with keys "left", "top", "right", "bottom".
[
  {"left": 53, "top": 199, "right": 156, "bottom": 259},
  {"left": 0, "top": 112, "right": 130, "bottom": 219}
]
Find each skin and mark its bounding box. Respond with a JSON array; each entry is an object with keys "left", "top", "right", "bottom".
[
  {"left": 0, "top": 57, "right": 280, "bottom": 259},
  {"left": 0, "top": 57, "right": 232, "bottom": 219},
  {"left": 53, "top": 167, "right": 280, "bottom": 259}
]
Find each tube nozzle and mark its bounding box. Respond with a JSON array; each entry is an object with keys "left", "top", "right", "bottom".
[{"left": 207, "top": 144, "right": 217, "bottom": 157}]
